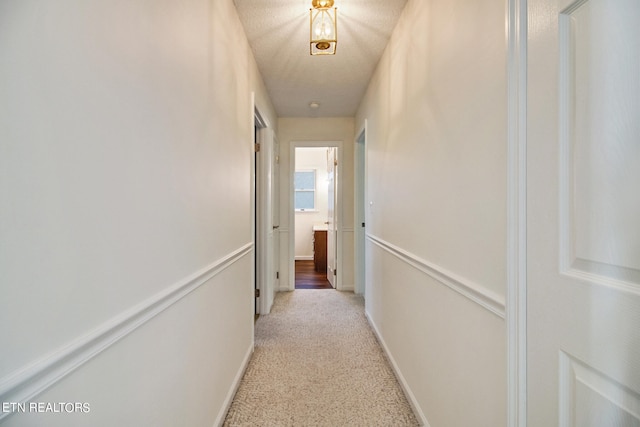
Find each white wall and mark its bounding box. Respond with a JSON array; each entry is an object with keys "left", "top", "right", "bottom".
[
  {"left": 0, "top": 0, "right": 276, "bottom": 425},
  {"left": 355, "top": 0, "right": 508, "bottom": 425},
  {"left": 277, "top": 118, "right": 355, "bottom": 291},
  {"left": 294, "top": 148, "right": 329, "bottom": 259}
]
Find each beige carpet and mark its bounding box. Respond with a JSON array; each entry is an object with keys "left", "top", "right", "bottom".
[{"left": 223, "top": 290, "right": 420, "bottom": 426}]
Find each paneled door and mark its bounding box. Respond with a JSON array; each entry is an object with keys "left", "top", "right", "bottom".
[
  {"left": 527, "top": 0, "right": 640, "bottom": 425},
  {"left": 257, "top": 127, "right": 277, "bottom": 314},
  {"left": 326, "top": 147, "right": 338, "bottom": 288}
]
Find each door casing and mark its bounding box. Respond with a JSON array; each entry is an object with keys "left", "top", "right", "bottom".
[
  {"left": 288, "top": 140, "right": 343, "bottom": 291},
  {"left": 253, "top": 100, "right": 279, "bottom": 315},
  {"left": 354, "top": 122, "right": 367, "bottom": 296}
]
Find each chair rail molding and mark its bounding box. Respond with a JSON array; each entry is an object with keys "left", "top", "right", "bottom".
[
  {"left": 0, "top": 243, "right": 253, "bottom": 421},
  {"left": 367, "top": 234, "right": 506, "bottom": 318}
]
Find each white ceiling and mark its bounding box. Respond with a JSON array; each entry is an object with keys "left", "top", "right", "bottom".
[{"left": 234, "top": 0, "right": 408, "bottom": 117}]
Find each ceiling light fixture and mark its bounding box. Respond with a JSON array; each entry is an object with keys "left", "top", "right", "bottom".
[
  {"left": 309, "top": 101, "right": 320, "bottom": 109},
  {"left": 310, "top": 0, "right": 337, "bottom": 56}
]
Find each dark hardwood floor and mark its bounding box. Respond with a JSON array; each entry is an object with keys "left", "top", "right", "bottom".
[{"left": 295, "top": 260, "right": 333, "bottom": 289}]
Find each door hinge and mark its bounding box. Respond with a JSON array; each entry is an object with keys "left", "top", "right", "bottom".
[
  {"left": 276, "top": 271, "right": 279, "bottom": 279},
  {"left": 362, "top": 222, "right": 365, "bottom": 227},
  {"left": 255, "top": 288, "right": 260, "bottom": 298},
  {"left": 254, "top": 143, "right": 261, "bottom": 152},
  {"left": 333, "top": 269, "right": 337, "bottom": 276}
]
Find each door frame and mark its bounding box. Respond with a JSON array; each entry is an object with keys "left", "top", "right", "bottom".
[
  {"left": 288, "top": 140, "right": 343, "bottom": 291},
  {"left": 326, "top": 146, "right": 338, "bottom": 288},
  {"left": 252, "top": 97, "right": 273, "bottom": 316},
  {"left": 506, "top": 0, "right": 527, "bottom": 425},
  {"left": 354, "top": 121, "right": 367, "bottom": 296}
]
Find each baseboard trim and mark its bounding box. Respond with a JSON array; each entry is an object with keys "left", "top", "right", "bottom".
[
  {"left": 367, "top": 234, "right": 505, "bottom": 318},
  {"left": 214, "top": 342, "right": 253, "bottom": 427},
  {"left": 294, "top": 256, "right": 314, "bottom": 261},
  {"left": 0, "top": 243, "right": 253, "bottom": 421},
  {"left": 365, "top": 310, "right": 430, "bottom": 427}
]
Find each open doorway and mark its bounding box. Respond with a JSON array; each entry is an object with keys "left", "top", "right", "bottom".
[
  {"left": 289, "top": 141, "right": 342, "bottom": 291},
  {"left": 293, "top": 147, "right": 334, "bottom": 289}
]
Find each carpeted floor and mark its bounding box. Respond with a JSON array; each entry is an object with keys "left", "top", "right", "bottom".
[{"left": 223, "top": 290, "right": 420, "bottom": 426}]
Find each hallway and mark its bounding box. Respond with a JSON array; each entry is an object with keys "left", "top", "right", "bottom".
[
  {"left": 3, "top": 0, "right": 638, "bottom": 425},
  {"left": 223, "top": 291, "right": 419, "bottom": 426}
]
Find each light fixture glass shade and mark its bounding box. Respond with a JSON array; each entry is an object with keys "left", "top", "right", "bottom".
[{"left": 310, "top": 4, "right": 337, "bottom": 55}]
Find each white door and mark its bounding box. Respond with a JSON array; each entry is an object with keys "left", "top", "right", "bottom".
[
  {"left": 527, "top": 0, "right": 640, "bottom": 425},
  {"left": 257, "top": 127, "right": 276, "bottom": 314},
  {"left": 326, "top": 147, "right": 338, "bottom": 288}
]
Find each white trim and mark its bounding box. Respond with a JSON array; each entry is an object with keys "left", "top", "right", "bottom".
[
  {"left": 367, "top": 234, "right": 505, "bottom": 318},
  {"left": 251, "top": 95, "right": 262, "bottom": 318},
  {"left": 354, "top": 122, "right": 368, "bottom": 296},
  {"left": 506, "top": 0, "right": 528, "bottom": 424},
  {"left": 256, "top": 126, "right": 276, "bottom": 315},
  {"left": 295, "top": 256, "right": 314, "bottom": 261},
  {"left": 0, "top": 243, "right": 253, "bottom": 419},
  {"left": 214, "top": 342, "right": 254, "bottom": 427},
  {"left": 253, "top": 99, "right": 269, "bottom": 129},
  {"left": 365, "top": 310, "right": 430, "bottom": 427},
  {"left": 340, "top": 285, "right": 355, "bottom": 291}
]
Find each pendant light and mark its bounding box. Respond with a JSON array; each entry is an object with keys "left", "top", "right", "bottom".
[{"left": 310, "top": 0, "right": 337, "bottom": 55}]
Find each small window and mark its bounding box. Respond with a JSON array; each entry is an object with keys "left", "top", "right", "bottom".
[{"left": 295, "top": 170, "right": 316, "bottom": 211}]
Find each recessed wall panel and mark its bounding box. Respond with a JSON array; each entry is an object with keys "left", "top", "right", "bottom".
[{"left": 560, "top": 0, "right": 640, "bottom": 286}]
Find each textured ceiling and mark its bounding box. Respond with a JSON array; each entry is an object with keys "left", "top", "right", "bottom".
[{"left": 234, "top": 0, "right": 408, "bottom": 117}]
